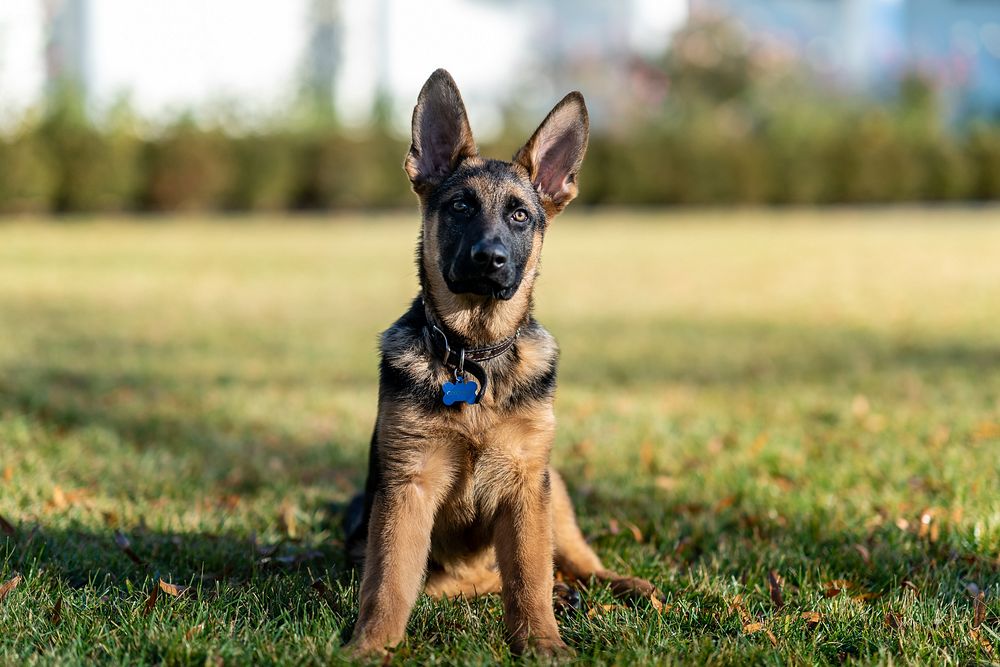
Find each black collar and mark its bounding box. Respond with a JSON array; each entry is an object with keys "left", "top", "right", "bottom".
[{"left": 420, "top": 300, "right": 520, "bottom": 401}]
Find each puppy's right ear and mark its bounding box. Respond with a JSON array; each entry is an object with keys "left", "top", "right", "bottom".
[{"left": 404, "top": 69, "right": 478, "bottom": 195}]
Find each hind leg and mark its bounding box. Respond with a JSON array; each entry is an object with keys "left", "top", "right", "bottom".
[
  {"left": 550, "top": 469, "right": 660, "bottom": 600},
  {"left": 424, "top": 551, "right": 502, "bottom": 599}
]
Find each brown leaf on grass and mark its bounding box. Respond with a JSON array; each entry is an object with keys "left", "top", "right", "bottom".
[
  {"left": 2, "top": 466, "right": 11, "bottom": 482},
  {"left": 743, "top": 622, "right": 765, "bottom": 634},
  {"left": 973, "top": 591, "right": 987, "bottom": 628},
  {"left": 852, "top": 591, "right": 883, "bottom": 602},
  {"left": 884, "top": 611, "right": 902, "bottom": 630},
  {"left": 649, "top": 595, "right": 672, "bottom": 614},
  {"left": 765, "top": 629, "right": 779, "bottom": 646},
  {"left": 767, "top": 571, "right": 784, "bottom": 610},
  {"left": 731, "top": 594, "right": 753, "bottom": 626},
  {"left": 0, "top": 574, "right": 22, "bottom": 603},
  {"left": 901, "top": 580, "right": 919, "bottom": 596},
  {"left": 185, "top": 623, "right": 205, "bottom": 640},
  {"left": 586, "top": 603, "right": 621, "bottom": 618},
  {"left": 800, "top": 611, "right": 822, "bottom": 628},
  {"left": 970, "top": 629, "right": 996, "bottom": 659},
  {"left": 142, "top": 582, "right": 160, "bottom": 616},
  {"left": 824, "top": 579, "right": 852, "bottom": 598},
  {"left": 852, "top": 544, "right": 871, "bottom": 564},
  {"left": 114, "top": 531, "right": 147, "bottom": 566},
  {"left": 101, "top": 511, "right": 119, "bottom": 528},
  {"left": 50, "top": 596, "right": 63, "bottom": 625},
  {"left": 159, "top": 580, "right": 190, "bottom": 597},
  {"left": 279, "top": 503, "right": 298, "bottom": 539},
  {"left": 0, "top": 514, "right": 15, "bottom": 537}
]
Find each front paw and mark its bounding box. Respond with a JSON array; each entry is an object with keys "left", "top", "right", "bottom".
[{"left": 608, "top": 575, "right": 663, "bottom": 602}]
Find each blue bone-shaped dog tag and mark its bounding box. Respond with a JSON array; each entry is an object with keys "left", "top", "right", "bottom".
[{"left": 442, "top": 375, "right": 478, "bottom": 406}]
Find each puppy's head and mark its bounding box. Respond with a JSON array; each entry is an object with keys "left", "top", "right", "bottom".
[{"left": 406, "top": 69, "right": 588, "bottom": 302}]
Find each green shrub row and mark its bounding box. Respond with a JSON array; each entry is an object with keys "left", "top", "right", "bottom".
[{"left": 2, "top": 111, "right": 999, "bottom": 214}]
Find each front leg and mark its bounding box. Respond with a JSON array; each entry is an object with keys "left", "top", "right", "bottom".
[
  {"left": 492, "top": 466, "right": 568, "bottom": 657},
  {"left": 347, "top": 441, "right": 454, "bottom": 656}
]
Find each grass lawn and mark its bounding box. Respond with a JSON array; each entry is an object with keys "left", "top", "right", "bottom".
[{"left": 1, "top": 209, "right": 999, "bottom": 665}]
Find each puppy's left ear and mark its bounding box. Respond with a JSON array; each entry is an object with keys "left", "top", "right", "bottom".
[{"left": 514, "top": 92, "right": 589, "bottom": 217}]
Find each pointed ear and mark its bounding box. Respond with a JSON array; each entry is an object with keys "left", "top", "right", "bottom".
[
  {"left": 513, "top": 92, "right": 589, "bottom": 217},
  {"left": 404, "top": 69, "right": 478, "bottom": 195}
]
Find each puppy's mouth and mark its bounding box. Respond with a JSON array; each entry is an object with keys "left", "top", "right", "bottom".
[{"left": 445, "top": 275, "right": 518, "bottom": 301}]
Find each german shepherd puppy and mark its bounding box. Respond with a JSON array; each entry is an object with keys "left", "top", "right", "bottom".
[{"left": 344, "top": 69, "right": 658, "bottom": 658}]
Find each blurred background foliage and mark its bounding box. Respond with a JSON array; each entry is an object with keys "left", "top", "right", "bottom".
[{"left": 1, "top": 13, "right": 999, "bottom": 214}]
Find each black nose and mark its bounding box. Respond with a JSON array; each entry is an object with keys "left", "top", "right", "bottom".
[{"left": 471, "top": 241, "right": 508, "bottom": 270}]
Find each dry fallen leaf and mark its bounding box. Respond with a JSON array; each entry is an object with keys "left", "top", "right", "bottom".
[
  {"left": 2, "top": 466, "right": 11, "bottom": 482},
  {"left": 0, "top": 514, "right": 14, "bottom": 537},
  {"left": 765, "top": 629, "right": 779, "bottom": 646},
  {"left": 970, "top": 629, "right": 995, "bottom": 659},
  {"left": 142, "top": 582, "right": 160, "bottom": 617},
  {"left": 800, "top": 611, "right": 822, "bottom": 628},
  {"left": 824, "top": 579, "right": 851, "bottom": 598},
  {"left": 743, "top": 622, "right": 765, "bottom": 634},
  {"left": 185, "top": 623, "right": 205, "bottom": 640},
  {"left": 884, "top": 611, "right": 902, "bottom": 630},
  {"left": 586, "top": 603, "right": 620, "bottom": 618},
  {"left": 159, "top": 579, "right": 190, "bottom": 597},
  {"left": 0, "top": 574, "right": 22, "bottom": 604},
  {"left": 973, "top": 591, "right": 987, "bottom": 629},
  {"left": 731, "top": 594, "right": 753, "bottom": 626},
  {"left": 852, "top": 591, "right": 883, "bottom": 602},
  {"left": 50, "top": 596, "right": 63, "bottom": 625},
  {"left": 649, "top": 595, "right": 672, "bottom": 614},
  {"left": 767, "top": 571, "right": 784, "bottom": 610},
  {"left": 51, "top": 486, "right": 68, "bottom": 510},
  {"left": 114, "top": 531, "right": 147, "bottom": 566}
]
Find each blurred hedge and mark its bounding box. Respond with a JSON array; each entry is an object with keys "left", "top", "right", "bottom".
[
  {"left": 2, "top": 109, "right": 997, "bottom": 215},
  {"left": 2, "top": 19, "right": 999, "bottom": 215}
]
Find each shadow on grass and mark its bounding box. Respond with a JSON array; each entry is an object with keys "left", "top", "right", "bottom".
[
  {"left": 2, "top": 317, "right": 997, "bottom": 657},
  {"left": 558, "top": 317, "right": 1000, "bottom": 389}
]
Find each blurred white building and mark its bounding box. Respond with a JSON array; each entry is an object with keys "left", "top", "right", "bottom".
[{"left": 692, "top": 0, "right": 1000, "bottom": 116}]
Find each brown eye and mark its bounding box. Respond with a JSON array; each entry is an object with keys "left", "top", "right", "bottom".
[{"left": 511, "top": 209, "right": 528, "bottom": 223}]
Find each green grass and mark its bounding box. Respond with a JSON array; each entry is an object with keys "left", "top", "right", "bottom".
[{"left": 1, "top": 209, "right": 999, "bottom": 665}]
